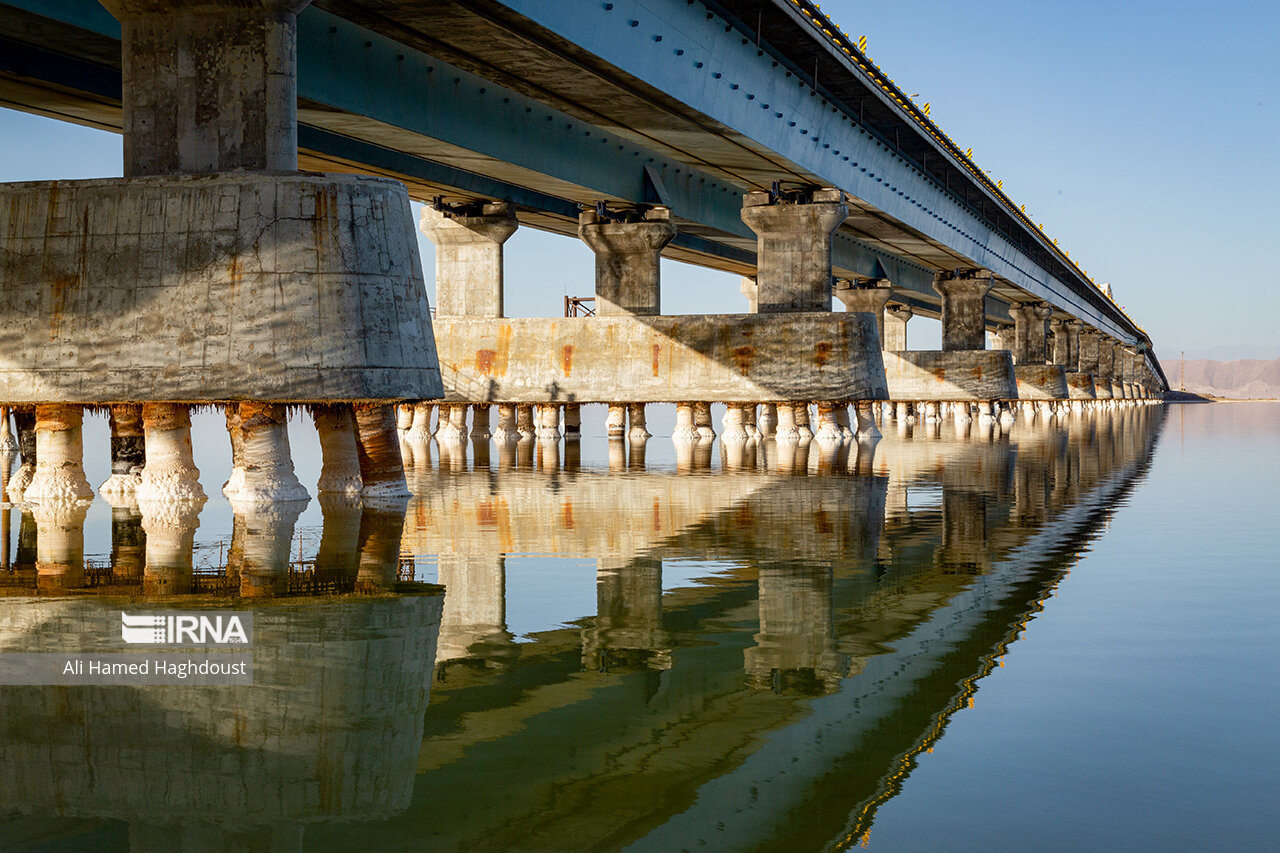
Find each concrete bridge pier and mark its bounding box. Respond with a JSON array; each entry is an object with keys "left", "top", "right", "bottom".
[
  {"left": 23, "top": 404, "right": 94, "bottom": 502},
  {"left": 694, "top": 402, "right": 716, "bottom": 441},
  {"left": 562, "top": 404, "right": 581, "bottom": 441},
  {"left": 99, "top": 405, "right": 146, "bottom": 498},
  {"left": 579, "top": 206, "right": 676, "bottom": 316},
  {"left": 795, "top": 404, "right": 814, "bottom": 440},
  {"left": 420, "top": 202, "right": 518, "bottom": 318},
  {"left": 627, "top": 404, "right": 651, "bottom": 442},
  {"left": 673, "top": 403, "right": 698, "bottom": 441},
  {"left": 743, "top": 404, "right": 760, "bottom": 440},
  {"left": 722, "top": 404, "right": 751, "bottom": 443},
  {"left": 834, "top": 278, "right": 893, "bottom": 346},
  {"left": 885, "top": 304, "right": 912, "bottom": 352},
  {"left": 741, "top": 188, "right": 847, "bottom": 312},
  {"left": 536, "top": 404, "right": 562, "bottom": 441},
  {"left": 0, "top": 406, "right": 14, "bottom": 453},
  {"left": 436, "top": 403, "right": 468, "bottom": 443},
  {"left": 472, "top": 404, "right": 494, "bottom": 441},
  {"left": 814, "top": 403, "right": 843, "bottom": 442},
  {"left": 515, "top": 404, "right": 536, "bottom": 439},
  {"left": 493, "top": 403, "right": 520, "bottom": 443},
  {"left": 775, "top": 403, "right": 801, "bottom": 442},
  {"left": 758, "top": 404, "right": 778, "bottom": 438},
  {"left": 1078, "top": 328, "right": 1105, "bottom": 405},
  {"left": 606, "top": 404, "right": 626, "bottom": 438},
  {"left": 1009, "top": 301, "right": 1067, "bottom": 401},
  {"left": 224, "top": 403, "right": 309, "bottom": 503},
  {"left": 312, "top": 405, "right": 364, "bottom": 496}
]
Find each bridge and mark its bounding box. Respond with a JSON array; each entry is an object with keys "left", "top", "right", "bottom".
[{"left": 0, "top": 0, "right": 1166, "bottom": 504}]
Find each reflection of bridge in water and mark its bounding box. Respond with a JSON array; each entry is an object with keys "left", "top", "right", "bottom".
[
  {"left": 0, "top": 406, "right": 1163, "bottom": 851},
  {"left": 319, "top": 406, "right": 1159, "bottom": 852}
]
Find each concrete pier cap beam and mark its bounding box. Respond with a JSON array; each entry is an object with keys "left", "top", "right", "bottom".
[
  {"left": 834, "top": 278, "right": 893, "bottom": 345},
  {"left": 433, "top": 313, "right": 888, "bottom": 403},
  {"left": 933, "top": 269, "right": 994, "bottom": 351},
  {"left": 578, "top": 206, "right": 676, "bottom": 316},
  {"left": 883, "top": 350, "right": 1017, "bottom": 402},
  {"left": 0, "top": 174, "right": 441, "bottom": 403},
  {"left": 419, "top": 201, "right": 518, "bottom": 318},
  {"left": 741, "top": 187, "right": 848, "bottom": 313}
]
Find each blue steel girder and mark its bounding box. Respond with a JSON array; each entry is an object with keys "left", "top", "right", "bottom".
[{"left": 0, "top": 0, "right": 1147, "bottom": 347}]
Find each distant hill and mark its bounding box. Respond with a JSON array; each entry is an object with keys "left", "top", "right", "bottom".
[{"left": 1165, "top": 357, "right": 1280, "bottom": 399}]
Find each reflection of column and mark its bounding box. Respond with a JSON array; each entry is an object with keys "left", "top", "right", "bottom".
[
  {"left": 314, "top": 493, "right": 363, "bottom": 589},
  {"left": 436, "top": 554, "right": 513, "bottom": 662},
  {"left": 745, "top": 565, "right": 845, "bottom": 693},
  {"left": 582, "top": 558, "right": 669, "bottom": 671},
  {"left": 356, "top": 500, "right": 409, "bottom": 593},
  {"left": 24, "top": 404, "right": 94, "bottom": 501},
  {"left": 139, "top": 498, "right": 203, "bottom": 596},
  {"left": 137, "top": 403, "right": 205, "bottom": 502},
  {"left": 108, "top": 501, "right": 146, "bottom": 582},
  {"left": 234, "top": 498, "right": 307, "bottom": 599},
  {"left": 937, "top": 488, "right": 989, "bottom": 573},
  {"left": 33, "top": 499, "right": 90, "bottom": 592}
]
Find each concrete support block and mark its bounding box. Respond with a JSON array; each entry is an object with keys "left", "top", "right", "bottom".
[
  {"left": 833, "top": 279, "right": 892, "bottom": 345},
  {"left": 1066, "top": 372, "right": 1097, "bottom": 400},
  {"left": 933, "top": 270, "right": 994, "bottom": 351},
  {"left": 884, "top": 304, "right": 912, "bottom": 351},
  {"left": 0, "top": 174, "right": 440, "bottom": 403},
  {"left": 419, "top": 203, "right": 518, "bottom": 318},
  {"left": 313, "top": 405, "right": 363, "bottom": 496},
  {"left": 740, "top": 189, "right": 847, "bottom": 312},
  {"left": 99, "top": 404, "right": 145, "bottom": 498},
  {"left": 229, "top": 402, "right": 308, "bottom": 502},
  {"left": 433, "top": 313, "right": 887, "bottom": 403},
  {"left": 1014, "top": 364, "right": 1069, "bottom": 400},
  {"left": 23, "top": 404, "right": 93, "bottom": 502},
  {"left": 883, "top": 350, "right": 1017, "bottom": 402},
  {"left": 136, "top": 403, "right": 205, "bottom": 502},
  {"left": 578, "top": 208, "right": 675, "bottom": 315},
  {"left": 353, "top": 404, "right": 409, "bottom": 499}
]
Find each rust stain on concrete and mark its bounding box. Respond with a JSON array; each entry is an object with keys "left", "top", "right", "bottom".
[
  {"left": 815, "top": 340, "right": 833, "bottom": 368},
  {"left": 561, "top": 344, "right": 573, "bottom": 376},
  {"left": 652, "top": 343, "right": 662, "bottom": 377},
  {"left": 493, "top": 324, "right": 512, "bottom": 377},
  {"left": 731, "top": 345, "right": 755, "bottom": 376},
  {"left": 475, "top": 349, "right": 497, "bottom": 375},
  {"left": 932, "top": 368, "right": 947, "bottom": 382}
]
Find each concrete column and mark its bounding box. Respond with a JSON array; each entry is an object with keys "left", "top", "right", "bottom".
[
  {"left": 6, "top": 410, "right": 36, "bottom": 498},
  {"left": 578, "top": 207, "right": 676, "bottom": 315},
  {"left": 353, "top": 404, "right": 409, "bottom": 499},
  {"left": 626, "top": 403, "right": 650, "bottom": 441},
  {"left": 988, "top": 323, "right": 1011, "bottom": 352},
  {"left": 0, "top": 406, "right": 15, "bottom": 453},
  {"left": 312, "top": 405, "right": 363, "bottom": 496},
  {"left": 227, "top": 402, "right": 308, "bottom": 502},
  {"left": 673, "top": 403, "right": 697, "bottom": 440},
  {"left": 1078, "top": 328, "right": 1102, "bottom": 375},
  {"left": 932, "top": 269, "right": 994, "bottom": 351},
  {"left": 739, "top": 277, "right": 758, "bottom": 313},
  {"left": 1095, "top": 339, "right": 1116, "bottom": 399},
  {"left": 22, "top": 405, "right": 93, "bottom": 502},
  {"left": 222, "top": 403, "right": 246, "bottom": 497},
  {"left": 471, "top": 404, "right": 493, "bottom": 441},
  {"left": 536, "top": 404, "right": 561, "bottom": 441},
  {"left": 833, "top": 278, "right": 893, "bottom": 345},
  {"left": 1062, "top": 320, "right": 1083, "bottom": 369},
  {"left": 1049, "top": 318, "right": 1072, "bottom": 366},
  {"left": 419, "top": 202, "right": 517, "bottom": 318},
  {"left": 99, "top": 404, "right": 145, "bottom": 497},
  {"left": 436, "top": 403, "right": 468, "bottom": 443},
  {"left": 743, "top": 404, "right": 759, "bottom": 439},
  {"left": 740, "top": 188, "right": 848, "bottom": 312},
  {"left": 1008, "top": 301, "right": 1052, "bottom": 364},
  {"left": 693, "top": 402, "right": 716, "bottom": 440},
  {"left": 814, "top": 402, "right": 842, "bottom": 441},
  {"left": 721, "top": 404, "right": 750, "bottom": 442},
  {"left": 494, "top": 403, "right": 519, "bottom": 442},
  {"left": 100, "top": 0, "right": 311, "bottom": 177},
  {"left": 562, "top": 404, "right": 581, "bottom": 440},
  {"left": 855, "top": 402, "right": 881, "bottom": 439},
  {"left": 395, "top": 403, "right": 415, "bottom": 433},
  {"left": 606, "top": 404, "right": 627, "bottom": 438},
  {"left": 794, "top": 402, "right": 813, "bottom": 440},
  {"left": 405, "top": 402, "right": 435, "bottom": 443},
  {"left": 775, "top": 403, "right": 800, "bottom": 441},
  {"left": 135, "top": 404, "right": 205, "bottom": 502},
  {"left": 515, "top": 404, "right": 536, "bottom": 439},
  {"left": 758, "top": 403, "right": 777, "bottom": 438},
  {"left": 884, "top": 304, "right": 912, "bottom": 351}
]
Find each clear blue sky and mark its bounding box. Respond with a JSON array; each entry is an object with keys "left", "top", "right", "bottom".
[{"left": 1, "top": 0, "right": 1275, "bottom": 360}]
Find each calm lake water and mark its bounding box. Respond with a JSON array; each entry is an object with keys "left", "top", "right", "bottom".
[{"left": 1, "top": 401, "right": 1277, "bottom": 852}]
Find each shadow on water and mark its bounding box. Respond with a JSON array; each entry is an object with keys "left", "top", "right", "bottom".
[{"left": 0, "top": 405, "right": 1166, "bottom": 852}]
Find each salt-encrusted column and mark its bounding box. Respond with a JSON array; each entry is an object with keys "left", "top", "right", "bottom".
[
  {"left": 23, "top": 404, "right": 94, "bottom": 501},
  {"left": 6, "top": 410, "right": 36, "bottom": 498},
  {"left": 136, "top": 403, "right": 204, "bottom": 501},
  {"left": 694, "top": 402, "right": 716, "bottom": 441},
  {"left": 312, "top": 404, "right": 363, "bottom": 496},
  {"left": 515, "top": 404, "right": 536, "bottom": 439},
  {"left": 222, "top": 402, "right": 308, "bottom": 502},
  {"left": 493, "top": 404, "right": 519, "bottom": 442},
  {"left": 606, "top": 404, "right": 627, "bottom": 438},
  {"left": 353, "top": 404, "right": 409, "bottom": 499},
  {"left": 721, "top": 404, "right": 750, "bottom": 443},
  {"left": 536, "top": 404, "right": 561, "bottom": 441},
  {"left": 673, "top": 403, "right": 697, "bottom": 440},
  {"left": 627, "top": 404, "right": 650, "bottom": 442},
  {"left": 99, "top": 404, "right": 145, "bottom": 498}
]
